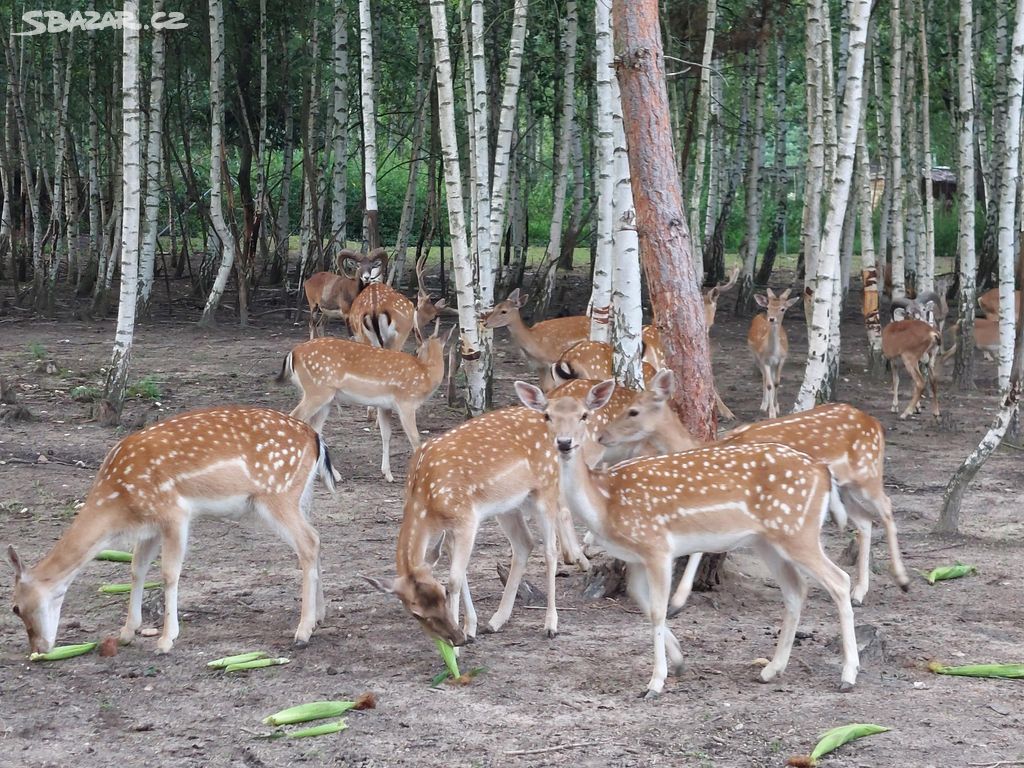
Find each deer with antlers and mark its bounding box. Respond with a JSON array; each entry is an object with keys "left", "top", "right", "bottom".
[
  {"left": 597, "top": 369, "right": 910, "bottom": 609},
  {"left": 348, "top": 252, "right": 446, "bottom": 352},
  {"left": 881, "top": 317, "right": 941, "bottom": 419},
  {"left": 7, "top": 407, "right": 336, "bottom": 655},
  {"left": 280, "top": 319, "right": 454, "bottom": 482},
  {"left": 517, "top": 379, "right": 860, "bottom": 697},
  {"left": 304, "top": 249, "right": 387, "bottom": 339},
  {"left": 748, "top": 287, "right": 801, "bottom": 418},
  {"left": 363, "top": 376, "right": 643, "bottom": 645}
]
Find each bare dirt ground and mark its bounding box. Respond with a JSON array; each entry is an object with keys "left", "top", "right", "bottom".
[{"left": 1, "top": 273, "right": 1022, "bottom": 768}]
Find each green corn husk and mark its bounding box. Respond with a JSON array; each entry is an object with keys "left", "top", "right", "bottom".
[
  {"left": 433, "top": 637, "right": 460, "bottom": 679},
  {"left": 224, "top": 657, "right": 290, "bottom": 673},
  {"left": 924, "top": 563, "right": 977, "bottom": 585},
  {"left": 30, "top": 642, "right": 98, "bottom": 662},
  {"left": 431, "top": 665, "right": 486, "bottom": 688},
  {"left": 262, "top": 693, "right": 376, "bottom": 726},
  {"left": 809, "top": 724, "right": 891, "bottom": 762},
  {"left": 95, "top": 550, "right": 134, "bottom": 562},
  {"left": 286, "top": 718, "right": 348, "bottom": 739},
  {"left": 929, "top": 661, "right": 1024, "bottom": 678},
  {"left": 207, "top": 651, "right": 269, "bottom": 669},
  {"left": 98, "top": 581, "right": 162, "bottom": 594}
]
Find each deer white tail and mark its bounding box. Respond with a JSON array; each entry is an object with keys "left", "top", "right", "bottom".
[
  {"left": 276, "top": 351, "right": 295, "bottom": 385},
  {"left": 827, "top": 475, "right": 848, "bottom": 530},
  {"left": 317, "top": 435, "right": 339, "bottom": 492}
]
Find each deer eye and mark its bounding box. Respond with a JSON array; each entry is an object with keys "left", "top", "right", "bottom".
[
  {"left": 12, "top": 605, "right": 20, "bottom": 616},
  {"left": 543, "top": 413, "right": 551, "bottom": 422},
  {"left": 580, "top": 412, "right": 588, "bottom": 421},
  {"left": 628, "top": 409, "right": 640, "bottom": 417}
]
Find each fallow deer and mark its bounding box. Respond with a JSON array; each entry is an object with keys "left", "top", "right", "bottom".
[
  {"left": 549, "top": 340, "right": 657, "bottom": 391},
  {"left": 748, "top": 288, "right": 800, "bottom": 418},
  {"left": 303, "top": 249, "right": 381, "bottom": 339},
  {"left": 978, "top": 287, "right": 1021, "bottom": 320},
  {"left": 8, "top": 407, "right": 336, "bottom": 655},
  {"left": 598, "top": 369, "right": 910, "bottom": 608},
  {"left": 280, "top": 320, "right": 453, "bottom": 482},
  {"left": 517, "top": 379, "right": 860, "bottom": 698},
  {"left": 703, "top": 265, "right": 740, "bottom": 419},
  {"left": 348, "top": 252, "right": 446, "bottom": 352},
  {"left": 881, "top": 318, "right": 941, "bottom": 419},
  {"left": 942, "top": 316, "right": 1000, "bottom": 363}
]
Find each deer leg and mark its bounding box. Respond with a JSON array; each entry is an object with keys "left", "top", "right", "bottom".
[
  {"left": 667, "top": 552, "right": 703, "bottom": 617},
  {"left": 444, "top": 522, "right": 478, "bottom": 638},
  {"left": 156, "top": 517, "right": 190, "bottom": 653},
  {"left": 119, "top": 534, "right": 161, "bottom": 644},
  {"left": 756, "top": 542, "right": 808, "bottom": 684},
  {"left": 771, "top": 362, "right": 783, "bottom": 418},
  {"left": 855, "top": 480, "right": 911, "bottom": 593},
  {"left": 927, "top": 360, "right": 941, "bottom": 417},
  {"left": 630, "top": 564, "right": 685, "bottom": 677},
  {"left": 394, "top": 403, "right": 423, "bottom": 450},
  {"left": 838, "top": 492, "right": 874, "bottom": 606},
  {"left": 531, "top": 492, "right": 561, "bottom": 639},
  {"left": 900, "top": 353, "right": 926, "bottom": 419},
  {"left": 486, "top": 511, "right": 535, "bottom": 634},
  {"left": 557, "top": 504, "right": 589, "bottom": 570},
  {"left": 291, "top": 396, "right": 332, "bottom": 434},
  {"left": 375, "top": 408, "right": 395, "bottom": 482},
  {"left": 642, "top": 559, "right": 673, "bottom": 699},
  {"left": 889, "top": 360, "right": 901, "bottom": 412},
  {"left": 797, "top": 540, "right": 860, "bottom": 691},
  {"left": 759, "top": 364, "right": 772, "bottom": 413}
]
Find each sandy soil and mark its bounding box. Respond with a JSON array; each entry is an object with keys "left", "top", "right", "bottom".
[{"left": 1, "top": 274, "right": 1022, "bottom": 768}]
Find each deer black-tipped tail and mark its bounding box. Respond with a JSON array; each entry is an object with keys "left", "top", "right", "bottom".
[
  {"left": 317, "top": 435, "right": 338, "bottom": 493},
  {"left": 275, "top": 352, "right": 294, "bottom": 385}
]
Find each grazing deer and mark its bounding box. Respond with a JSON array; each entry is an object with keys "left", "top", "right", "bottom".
[
  {"left": 748, "top": 288, "right": 800, "bottom": 418},
  {"left": 7, "top": 407, "right": 336, "bottom": 655},
  {"left": 550, "top": 340, "right": 657, "bottom": 391},
  {"left": 978, "top": 287, "right": 1021, "bottom": 320},
  {"left": 303, "top": 249, "right": 382, "bottom": 339},
  {"left": 517, "top": 379, "right": 860, "bottom": 697},
  {"left": 881, "top": 318, "right": 941, "bottom": 419},
  {"left": 598, "top": 369, "right": 910, "bottom": 608},
  {"left": 280, "top": 321, "right": 453, "bottom": 482},
  {"left": 348, "top": 253, "right": 446, "bottom": 352},
  {"left": 363, "top": 378, "right": 638, "bottom": 645}
]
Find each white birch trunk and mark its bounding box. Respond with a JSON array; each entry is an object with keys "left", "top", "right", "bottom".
[
  {"left": 703, "top": 55, "right": 723, "bottom": 256},
  {"left": 539, "top": 0, "right": 579, "bottom": 314},
  {"left": 917, "top": 0, "right": 935, "bottom": 294},
  {"left": 140, "top": 0, "right": 166, "bottom": 308},
  {"left": 105, "top": 0, "right": 142, "bottom": 414},
  {"left": 795, "top": 0, "right": 871, "bottom": 409},
  {"left": 488, "top": 0, "right": 529, "bottom": 257},
  {"left": 468, "top": 0, "right": 493, "bottom": 313},
  {"left": 888, "top": 0, "right": 907, "bottom": 298},
  {"left": 331, "top": 0, "right": 349, "bottom": 257},
  {"left": 856, "top": 95, "right": 883, "bottom": 369},
  {"left": 801, "top": 0, "right": 825, "bottom": 295},
  {"left": 688, "top": 0, "right": 718, "bottom": 284},
  {"left": 199, "top": 0, "right": 238, "bottom": 325},
  {"left": 954, "top": 0, "right": 977, "bottom": 389},
  {"left": 995, "top": 0, "right": 1024, "bottom": 391},
  {"left": 359, "top": 0, "right": 379, "bottom": 247},
  {"left": 590, "top": 0, "right": 614, "bottom": 343},
  {"left": 609, "top": 68, "right": 643, "bottom": 389},
  {"left": 429, "top": 0, "right": 486, "bottom": 414},
  {"left": 738, "top": 39, "right": 769, "bottom": 312}
]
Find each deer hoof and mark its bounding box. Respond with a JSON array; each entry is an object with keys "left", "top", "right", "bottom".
[
  {"left": 641, "top": 688, "right": 661, "bottom": 701},
  {"left": 838, "top": 680, "right": 856, "bottom": 693}
]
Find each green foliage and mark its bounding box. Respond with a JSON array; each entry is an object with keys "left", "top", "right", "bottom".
[
  {"left": 28, "top": 343, "right": 47, "bottom": 360},
  {"left": 126, "top": 377, "right": 162, "bottom": 400},
  {"left": 70, "top": 385, "right": 103, "bottom": 403}
]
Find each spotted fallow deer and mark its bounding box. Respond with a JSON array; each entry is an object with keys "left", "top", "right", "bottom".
[
  {"left": 348, "top": 253, "right": 446, "bottom": 352},
  {"left": 483, "top": 289, "right": 663, "bottom": 387},
  {"left": 748, "top": 288, "right": 801, "bottom": 418},
  {"left": 517, "top": 379, "right": 860, "bottom": 698},
  {"left": 280, "top": 320, "right": 454, "bottom": 482},
  {"left": 7, "top": 407, "right": 336, "bottom": 655},
  {"left": 303, "top": 249, "right": 385, "bottom": 339},
  {"left": 978, "top": 287, "right": 1021, "bottom": 320},
  {"left": 881, "top": 318, "right": 941, "bottom": 419},
  {"left": 597, "top": 369, "right": 910, "bottom": 609},
  {"left": 549, "top": 340, "right": 657, "bottom": 391},
  {"left": 363, "top": 378, "right": 637, "bottom": 646}
]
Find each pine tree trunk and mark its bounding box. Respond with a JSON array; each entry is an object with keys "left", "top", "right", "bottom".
[
  {"left": 103, "top": 0, "right": 142, "bottom": 419},
  {"left": 954, "top": 0, "right": 977, "bottom": 391},
  {"left": 199, "top": 0, "right": 239, "bottom": 326},
  {"left": 359, "top": 0, "right": 380, "bottom": 249},
  {"left": 429, "top": 0, "right": 487, "bottom": 415},
  {"left": 795, "top": 0, "right": 871, "bottom": 409},
  {"left": 735, "top": 36, "right": 769, "bottom": 316},
  {"left": 139, "top": 0, "right": 166, "bottom": 311}
]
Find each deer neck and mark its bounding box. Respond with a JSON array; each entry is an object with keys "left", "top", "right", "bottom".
[
  {"left": 32, "top": 504, "right": 119, "bottom": 591},
  {"left": 764, "top": 320, "right": 784, "bottom": 359},
  {"left": 556, "top": 449, "right": 611, "bottom": 539},
  {"left": 649, "top": 408, "right": 705, "bottom": 454},
  {"left": 506, "top": 311, "right": 554, "bottom": 364},
  {"left": 396, "top": 490, "right": 433, "bottom": 577}
]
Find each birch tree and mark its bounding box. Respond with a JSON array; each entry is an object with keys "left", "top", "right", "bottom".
[
  {"left": 953, "top": 0, "right": 977, "bottom": 390},
  {"left": 359, "top": 0, "right": 380, "bottom": 249},
  {"left": 591, "top": 0, "right": 615, "bottom": 344},
  {"left": 736, "top": 35, "right": 770, "bottom": 315},
  {"left": 103, "top": 0, "right": 142, "bottom": 417},
  {"left": 795, "top": 0, "right": 871, "bottom": 409},
  {"left": 199, "top": 0, "right": 239, "bottom": 326},
  {"left": 687, "top": 0, "right": 718, "bottom": 285},
  {"left": 331, "top": 0, "right": 349, "bottom": 262},
  {"left": 139, "top": 0, "right": 167, "bottom": 310},
  {"left": 800, "top": 0, "right": 825, "bottom": 294},
  {"left": 917, "top": 0, "right": 935, "bottom": 294},
  {"left": 888, "top": 0, "right": 907, "bottom": 298},
  {"left": 429, "top": 0, "right": 487, "bottom": 414}
]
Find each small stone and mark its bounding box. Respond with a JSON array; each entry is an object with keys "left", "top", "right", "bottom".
[
  {"left": 36, "top": 454, "right": 49, "bottom": 464},
  {"left": 140, "top": 628, "right": 159, "bottom": 637},
  {"left": 325, "top": 666, "right": 339, "bottom": 676},
  {"left": 143, "top": 684, "right": 153, "bottom": 692}
]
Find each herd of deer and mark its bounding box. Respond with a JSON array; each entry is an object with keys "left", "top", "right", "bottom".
[{"left": 8, "top": 256, "right": 1012, "bottom": 699}]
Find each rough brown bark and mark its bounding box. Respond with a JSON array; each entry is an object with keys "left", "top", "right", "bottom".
[
  {"left": 613, "top": 0, "right": 721, "bottom": 587},
  {"left": 613, "top": 0, "right": 716, "bottom": 443}
]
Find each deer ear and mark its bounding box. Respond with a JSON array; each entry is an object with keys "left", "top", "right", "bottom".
[
  {"left": 425, "top": 532, "right": 446, "bottom": 569},
  {"left": 586, "top": 379, "right": 616, "bottom": 411},
  {"left": 8, "top": 545, "right": 24, "bottom": 581},
  {"left": 785, "top": 295, "right": 801, "bottom": 310},
  {"left": 512, "top": 290, "right": 528, "bottom": 308},
  {"left": 361, "top": 574, "right": 396, "bottom": 594},
  {"left": 754, "top": 294, "right": 769, "bottom": 308},
  {"left": 434, "top": 298, "right": 447, "bottom": 311},
  {"left": 515, "top": 381, "right": 548, "bottom": 412},
  {"left": 651, "top": 368, "right": 676, "bottom": 399}
]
